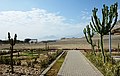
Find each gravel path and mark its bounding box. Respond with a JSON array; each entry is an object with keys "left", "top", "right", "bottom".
[{"left": 57, "top": 50, "right": 103, "bottom": 76}]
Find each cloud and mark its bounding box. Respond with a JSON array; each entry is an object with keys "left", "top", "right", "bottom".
[
  {"left": 81, "top": 9, "right": 91, "bottom": 21},
  {"left": 0, "top": 8, "right": 85, "bottom": 41}
]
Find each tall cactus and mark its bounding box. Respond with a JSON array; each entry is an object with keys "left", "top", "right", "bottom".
[
  {"left": 90, "top": 2, "right": 118, "bottom": 63},
  {"left": 8, "top": 32, "right": 17, "bottom": 74},
  {"left": 83, "top": 25, "right": 96, "bottom": 55}
]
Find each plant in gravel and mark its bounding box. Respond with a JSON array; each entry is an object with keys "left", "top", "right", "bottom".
[
  {"left": 83, "top": 25, "right": 96, "bottom": 55},
  {"left": 33, "top": 56, "right": 38, "bottom": 64},
  {"left": 49, "top": 54, "right": 56, "bottom": 64},
  {"left": 41, "top": 59, "right": 49, "bottom": 68},
  {"left": 0, "top": 56, "right": 3, "bottom": 64},
  {"left": 0, "top": 56, "right": 11, "bottom": 64},
  {"left": 26, "top": 60, "right": 32, "bottom": 67},
  {"left": 17, "top": 50, "right": 20, "bottom": 57},
  {"left": 8, "top": 32, "right": 17, "bottom": 73},
  {"left": 56, "top": 50, "right": 63, "bottom": 56},
  {"left": 16, "top": 59, "right": 21, "bottom": 65},
  {"left": 118, "top": 43, "right": 120, "bottom": 53},
  {"left": 30, "top": 49, "right": 34, "bottom": 57},
  {"left": 90, "top": 2, "right": 118, "bottom": 63}
]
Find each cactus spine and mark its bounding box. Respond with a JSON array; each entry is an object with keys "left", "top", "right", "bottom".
[
  {"left": 90, "top": 2, "right": 118, "bottom": 63},
  {"left": 8, "top": 32, "right": 17, "bottom": 74},
  {"left": 83, "top": 25, "right": 96, "bottom": 55}
]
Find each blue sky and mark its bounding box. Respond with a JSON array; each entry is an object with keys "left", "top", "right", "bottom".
[{"left": 0, "top": 0, "right": 119, "bottom": 40}]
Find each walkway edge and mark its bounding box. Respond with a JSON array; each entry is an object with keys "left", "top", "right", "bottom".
[
  {"left": 57, "top": 50, "right": 68, "bottom": 76},
  {"left": 80, "top": 51, "right": 104, "bottom": 76},
  {"left": 40, "top": 51, "right": 65, "bottom": 76}
]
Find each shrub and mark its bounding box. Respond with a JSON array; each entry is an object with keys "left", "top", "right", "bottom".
[
  {"left": 0, "top": 56, "right": 11, "bottom": 64},
  {"left": 40, "top": 59, "right": 49, "bottom": 68},
  {"left": 85, "top": 52, "right": 120, "bottom": 76}
]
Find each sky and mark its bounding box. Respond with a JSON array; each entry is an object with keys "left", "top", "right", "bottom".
[{"left": 0, "top": 0, "right": 119, "bottom": 41}]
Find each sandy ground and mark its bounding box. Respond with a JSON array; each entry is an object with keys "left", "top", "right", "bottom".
[
  {"left": 0, "top": 35, "right": 119, "bottom": 75},
  {"left": 0, "top": 35, "right": 119, "bottom": 50}
]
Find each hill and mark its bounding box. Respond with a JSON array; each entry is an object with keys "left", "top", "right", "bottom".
[{"left": 112, "top": 20, "right": 120, "bottom": 35}]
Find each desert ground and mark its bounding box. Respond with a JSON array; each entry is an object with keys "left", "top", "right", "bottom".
[
  {"left": 0, "top": 35, "right": 119, "bottom": 50},
  {"left": 0, "top": 35, "right": 119, "bottom": 75}
]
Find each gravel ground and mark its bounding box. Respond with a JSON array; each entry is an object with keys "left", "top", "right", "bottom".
[{"left": 0, "top": 64, "right": 41, "bottom": 76}]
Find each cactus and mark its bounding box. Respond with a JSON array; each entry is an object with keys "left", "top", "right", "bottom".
[
  {"left": 83, "top": 25, "right": 96, "bottom": 55},
  {"left": 90, "top": 2, "right": 118, "bottom": 63},
  {"left": 18, "top": 51, "right": 20, "bottom": 57},
  {"left": 8, "top": 32, "right": 17, "bottom": 74}
]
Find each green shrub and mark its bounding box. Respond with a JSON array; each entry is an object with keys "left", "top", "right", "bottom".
[
  {"left": 85, "top": 52, "right": 120, "bottom": 76},
  {"left": 16, "top": 59, "right": 21, "bottom": 65},
  {"left": 0, "top": 56, "right": 11, "bottom": 64},
  {"left": 41, "top": 59, "right": 49, "bottom": 68}
]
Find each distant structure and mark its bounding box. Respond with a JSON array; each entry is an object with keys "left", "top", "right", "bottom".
[
  {"left": 112, "top": 20, "right": 120, "bottom": 35},
  {"left": 112, "top": 28, "right": 120, "bottom": 35},
  {"left": 29, "top": 39, "right": 38, "bottom": 43}
]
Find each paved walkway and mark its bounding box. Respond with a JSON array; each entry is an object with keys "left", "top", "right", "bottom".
[{"left": 57, "top": 50, "right": 103, "bottom": 76}]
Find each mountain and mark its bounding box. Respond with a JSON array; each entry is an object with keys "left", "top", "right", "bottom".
[{"left": 39, "top": 35, "right": 59, "bottom": 41}]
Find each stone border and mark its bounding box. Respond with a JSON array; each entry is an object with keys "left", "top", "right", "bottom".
[
  {"left": 40, "top": 51, "right": 65, "bottom": 76},
  {"left": 57, "top": 50, "right": 68, "bottom": 76}
]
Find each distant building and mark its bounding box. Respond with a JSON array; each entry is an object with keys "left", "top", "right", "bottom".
[
  {"left": 112, "top": 28, "right": 120, "bottom": 35},
  {"left": 29, "top": 39, "right": 38, "bottom": 43},
  {"left": 112, "top": 20, "right": 120, "bottom": 35}
]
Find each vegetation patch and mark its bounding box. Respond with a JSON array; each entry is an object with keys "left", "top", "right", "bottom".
[
  {"left": 46, "top": 51, "right": 67, "bottom": 76},
  {"left": 85, "top": 51, "right": 120, "bottom": 76},
  {"left": 0, "top": 49, "right": 63, "bottom": 76}
]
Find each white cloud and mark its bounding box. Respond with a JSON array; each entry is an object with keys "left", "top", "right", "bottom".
[
  {"left": 0, "top": 8, "right": 85, "bottom": 41},
  {"left": 81, "top": 10, "right": 91, "bottom": 21}
]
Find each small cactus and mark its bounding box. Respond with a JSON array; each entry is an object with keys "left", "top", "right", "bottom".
[
  {"left": 8, "top": 32, "right": 17, "bottom": 74},
  {"left": 83, "top": 25, "right": 96, "bottom": 55}
]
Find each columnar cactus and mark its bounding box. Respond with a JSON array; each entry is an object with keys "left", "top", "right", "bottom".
[
  {"left": 83, "top": 25, "right": 96, "bottom": 55},
  {"left": 8, "top": 32, "right": 17, "bottom": 73},
  {"left": 90, "top": 2, "right": 118, "bottom": 63}
]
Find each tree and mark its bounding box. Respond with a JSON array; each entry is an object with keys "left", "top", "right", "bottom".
[
  {"left": 8, "top": 32, "right": 17, "bottom": 73},
  {"left": 83, "top": 25, "right": 96, "bottom": 55},
  {"left": 90, "top": 2, "right": 118, "bottom": 63}
]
